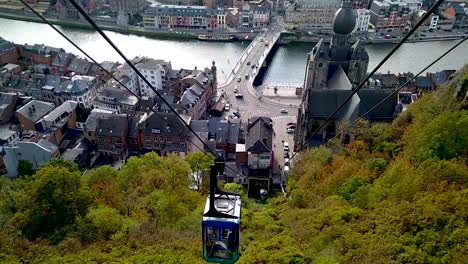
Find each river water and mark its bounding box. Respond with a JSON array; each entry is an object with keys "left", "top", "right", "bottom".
[{"left": 1, "top": 18, "right": 467, "bottom": 85}]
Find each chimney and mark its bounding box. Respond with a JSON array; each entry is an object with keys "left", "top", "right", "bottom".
[{"left": 28, "top": 107, "right": 32, "bottom": 113}]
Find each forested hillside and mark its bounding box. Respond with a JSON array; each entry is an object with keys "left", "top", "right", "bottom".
[{"left": 0, "top": 66, "right": 467, "bottom": 263}]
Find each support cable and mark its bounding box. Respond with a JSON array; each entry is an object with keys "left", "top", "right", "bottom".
[
  {"left": 287, "top": 0, "right": 446, "bottom": 166},
  {"left": 324, "top": 36, "right": 467, "bottom": 147},
  {"left": 20, "top": 0, "right": 241, "bottom": 176}
]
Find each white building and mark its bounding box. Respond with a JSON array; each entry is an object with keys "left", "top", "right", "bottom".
[
  {"left": 354, "top": 8, "right": 371, "bottom": 32},
  {"left": 135, "top": 59, "right": 167, "bottom": 97},
  {"left": 430, "top": 14, "right": 439, "bottom": 29},
  {"left": 401, "top": 0, "right": 423, "bottom": 14}
]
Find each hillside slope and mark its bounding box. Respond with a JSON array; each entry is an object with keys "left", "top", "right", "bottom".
[{"left": 0, "top": 66, "right": 467, "bottom": 264}]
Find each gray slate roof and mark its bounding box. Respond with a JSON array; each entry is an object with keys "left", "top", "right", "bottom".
[
  {"left": 68, "top": 58, "right": 91, "bottom": 74},
  {"left": 96, "top": 114, "right": 128, "bottom": 137},
  {"left": 141, "top": 112, "right": 189, "bottom": 136},
  {"left": 52, "top": 52, "right": 74, "bottom": 67},
  {"left": 246, "top": 117, "right": 273, "bottom": 153},
  {"left": 16, "top": 100, "right": 55, "bottom": 123}
]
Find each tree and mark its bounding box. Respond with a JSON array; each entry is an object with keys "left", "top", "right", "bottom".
[
  {"left": 86, "top": 165, "right": 122, "bottom": 209},
  {"left": 185, "top": 152, "right": 214, "bottom": 192},
  {"left": 17, "top": 160, "right": 35, "bottom": 178},
  {"left": 17, "top": 165, "right": 93, "bottom": 243}
]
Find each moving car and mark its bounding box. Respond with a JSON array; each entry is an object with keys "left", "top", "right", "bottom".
[
  {"left": 280, "top": 109, "right": 288, "bottom": 114},
  {"left": 233, "top": 112, "right": 241, "bottom": 118},
  {"left": 224, "top": 104, "right": 231, "bottom": 111},
  {"left": 247, "top": 61, "right": 251, "bottom": 66},
  {"left": 237, "top": 77, "right": 242, "bottom": 82},
  {"left": 233, "top": 88, "right": 238, "bottom": 93},
  {"left": 287, "top": 127, "right": 295, "bottom": 134},
  {"left": 235, "top": 94, "right": 244, "bottom": 99}
]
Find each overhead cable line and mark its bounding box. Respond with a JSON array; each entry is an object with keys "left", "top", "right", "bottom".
[
  {"left": 19, "top": 0, "right": 242, "bottom": 176},
  {"left": 65, "top": 0, "right": 243, "bottom": 175},
  {"left": 324, "top": 36, "right": 467, "bottom": 147},
  {"left": 286, "top": 0, "right": 446, "bottom": 165}
]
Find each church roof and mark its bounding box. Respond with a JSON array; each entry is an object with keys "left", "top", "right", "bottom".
[{"left": 333, "top": 0, "right": 356, "bottom": 35}]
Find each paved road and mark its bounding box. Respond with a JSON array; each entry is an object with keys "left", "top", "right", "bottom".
[{"left": 219, "top": 30, "right": 298, "bottom": 122}]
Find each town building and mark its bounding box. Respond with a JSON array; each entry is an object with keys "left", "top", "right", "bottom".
[
  {"left": 51, "top": 51, "right": 75, "bottom": 75},
  {"left": 94, "top": 113, "right": 129, "bottom": 161},
  {"left": 55, "top": 0, "right": 101, "bottom": 20},
  {"left": 245, "top": 116, "right": 273, "bottom": 198},
  {"left": 139, "top": 112, "right": 190, "bottom": 156},
  {"left": 108, "top": 0, "right": 146, "bottom": 12},
  {"left": 238, "top": 5, "right": 270, "bottom": 28},
  {"left": 190, "top": 118, "right": 242, "bottom": 159},
  {"left": 16, "top": 100, "right": 55, "bottom": 131},
  {"left": 369, "top": 0, "right": 413, "bottom": 32},
  {"left": 3, "top": 132, "right": 59, "bottom": 177},
  {"left": 440, "top": 3, "right": 468, "bottom": 30},
  {"left": 1, "top": 64, "right": 21, "bottom": 75},
  {"left": 285, "top": 0, "right": 342, "bottom": 33},
  {"left": 295, "top": 0, "right": 398, "bottom": 149},
  {"left": 0, "top": 38, "right": 19, "bottom": 66},
  {"left": 93, "top": 85, "right": 139, "bottom": 114},
  {"left": 354, "top": 8, "right": 371, "bottom": 32},
  {"left": 35, "top": 100, "right": 78, "bottom": 145},
  {"left": 134, "top": 58, "right": 171, "bottom": 97},
  {"left": 143, "top": 5, "right": 227, "bottom": 30},
  {"left": 21, "top": 44, "right": 63, "bottom": 65},
  {"left": 45, "top": 75, "right": 98, "bottom": 108},
  {"left": 177, "top": 64, "right": 217, "bottom": 120},
  {"left": 0, "top": 92, "right": 18, "bottom": 123},
  {"left": 67, "top": 57, "right": 92, "bottom": 76}
]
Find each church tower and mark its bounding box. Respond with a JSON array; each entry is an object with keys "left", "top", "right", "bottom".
[{"left": 295, "top": 0, "right": 370, "bottom": 150}]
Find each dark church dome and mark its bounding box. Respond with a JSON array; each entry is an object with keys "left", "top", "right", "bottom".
[{"left": 333, "top": 0, "right": 356, "bottom": 35}]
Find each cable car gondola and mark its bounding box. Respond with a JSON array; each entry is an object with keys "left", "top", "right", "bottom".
[{"left": 202, "top": 161, "right": 241, "bottom": 263}]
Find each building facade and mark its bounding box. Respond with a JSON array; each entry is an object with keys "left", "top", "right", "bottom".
[
  {"left": 144, "top": 5, "right": 226, "bottom": 30},
  {"left": 354, "top": 8, "right": 371, "bottom": 32},
  {"left": 369, "top": 0, "right": 412, "bottom": 32},
  {"left": 284, "top": 0, "right": 342, "bottom": 33},
  {"left": 109, "top": 0, "right": 146, "bottom": 12}
]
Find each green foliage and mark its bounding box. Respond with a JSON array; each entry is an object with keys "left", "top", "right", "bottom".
[
  {"left": 336, "top": 176, "right": 368, "bottom": 201},
  {"left": 1, "top": 68, "right": 468, "bottom": 263},
  {"left": 16, "top": 164, "right": 93, "bottom": 243},
  {"left": 185, "top": 152, "right": 214, "bottom": 192},
  {"left": 367, "top": 158, "right": 387, "bottom": 172},
  {"left": 17, "top": 160, "right": 35, "bottom": 178}
]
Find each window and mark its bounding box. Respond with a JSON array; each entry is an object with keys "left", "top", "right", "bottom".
[{"left": 166, "top": 137, "right": 172, "bottom": 143}]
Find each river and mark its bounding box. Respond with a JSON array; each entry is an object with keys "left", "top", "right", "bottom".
[{"left": 1, "top": 18, "right": 467, "bottom": 85}]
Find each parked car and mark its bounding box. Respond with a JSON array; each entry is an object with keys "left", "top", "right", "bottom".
[
  {"left": 237, "top": 77, "right": 242, "bottom": 82},
  {"left": 287, "top": 122, "right": 296, "bottom": 128},
  {"left": 287, "top": 127, "right": 295, "bottom": 134},
  {"left": 224, "top": 104, "right": 231, "bottom": 111},
  {"left": 280, "top": 109, "right": 288, "bottom": 114},
  {"left": 233, "top": 87, "right": 238, "bottom": 93},
  {"left": 283, "top": 165, "right": 290, "bottom": 175},
  {"left": 247, "top": 61, "right": 251, "bottom": 65},
  {"left": 283, "top": 142, "right": 289, "bottom": 152},
  {"left": 284, "top": 158, "right": 290, "bottom": 166},
  {"left": 233, "top": 111, "right": 241, "bottom": 118},
  {"left": 284, "top": 152, "right": 289, "bottom": 159},
  {"left": 235, "top": 94, "right": 244, "bottom": 99}
]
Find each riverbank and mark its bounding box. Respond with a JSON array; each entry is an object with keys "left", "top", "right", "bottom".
[
  {"left": 279, "top": 31, "right": 468, "bottom": 45},
  {"left": 0, "top": 12, "right": 197, "bottom": 40}
]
